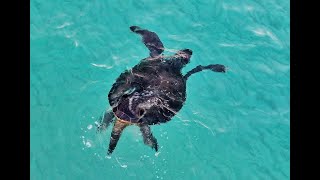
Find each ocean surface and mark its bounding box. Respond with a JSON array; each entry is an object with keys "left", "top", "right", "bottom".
[{"left": 30, "top": 0, "right": 290, "bottom": 179}]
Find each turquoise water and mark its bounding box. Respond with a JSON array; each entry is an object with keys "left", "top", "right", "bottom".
[{"left": 30, "top": 0, "right": 290, "bottom": 179}]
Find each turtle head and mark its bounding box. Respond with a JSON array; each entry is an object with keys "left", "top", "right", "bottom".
[
  {"left": 130, "top": 26, "right": 142, "bottom": 32},
  {"left": 177, "top": 49, "right": 192, "bottom": 64},
  {"left": 180, "top": 49, "right": 193, "bottom": 55},
  {"left": 169, "top": 49, "right": 193, "bottom": 69}
]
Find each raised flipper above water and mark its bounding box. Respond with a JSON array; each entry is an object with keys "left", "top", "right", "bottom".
[
  {"left": 184, "top": 64, "right": 227, "bottom": 80},
  {"left": 107, "top": 119, "right": 130, "bottom": 155},
  {"left": 96, "top": 110, "right": 115, "bottom": 133},
  {"left": 130, "top": 26, "right": 164, "bottom": 58},
  {"left": 139, "top": 124, "right": 158, "bottom": 152}
]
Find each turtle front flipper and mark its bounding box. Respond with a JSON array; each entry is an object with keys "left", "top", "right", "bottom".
[
  {"left": 139, "top": 124, "right": 158, "bottom": 152},
  {"left": 107, "top": 119, "right": 130, "bottom": 155},
  {"left": 184, "top": 64, "right": 227, "bottom": 80},
  {"left": 96, "top": 110, "right": 115, "bottom": 133},
  {"left": 130, "top": 26, "right": 164, "bottom": 58}
]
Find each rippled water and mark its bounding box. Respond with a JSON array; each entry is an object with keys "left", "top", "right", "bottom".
[{"left": 30, "top": 0, "right": 290, "bottom": 179}]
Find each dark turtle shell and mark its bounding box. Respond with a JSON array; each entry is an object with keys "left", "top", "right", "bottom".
[{"left": 108, "top": 58, "right": 186, "bottom": 125}]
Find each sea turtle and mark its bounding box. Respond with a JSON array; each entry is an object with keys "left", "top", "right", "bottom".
[{"left": 97, "top": 26, "right": 226, "bottom": 155}]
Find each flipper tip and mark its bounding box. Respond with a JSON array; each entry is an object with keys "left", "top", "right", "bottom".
[
  {"left": 209, "top": 64, "right": 226, "bottom": 73},
  {"left": 130, "top": 26, "right": 141, "bottom": 32}
]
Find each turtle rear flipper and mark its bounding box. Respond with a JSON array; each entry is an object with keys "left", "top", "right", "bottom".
[
  {"left": 139, "top": 124, "right": 158, "bottom": 152},
  {"left": 107, "top": 120, "right": 130, "bottom": 155},
  {"left": 130, "top": 26, "right": 164, "bottom": 58}
]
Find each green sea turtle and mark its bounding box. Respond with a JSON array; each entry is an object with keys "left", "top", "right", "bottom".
[{"left": 97, "top": 26, "right": 226, "bottom": 155}]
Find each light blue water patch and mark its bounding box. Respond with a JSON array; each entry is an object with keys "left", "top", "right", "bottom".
[{"left": 31, "top": 0, "right": 289, "bottom": 179}]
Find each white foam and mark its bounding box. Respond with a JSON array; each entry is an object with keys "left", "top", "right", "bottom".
[
  {"left": 56, "top": 22, "right": 71, "bottom": 29},
  {"left": 181, "top": 120, "right": 191, "bottom": 122},
  {"left": 219, "top": 43, "right": 256, "bottom": 48},
  {"left": 219, "top": 43, "right": 236, "bottom": 47},
  {"left": 91, "top": 63, "right": 113, "bottom": 69},
  {"left": 167, "top": 35, "right": 193, "bottom": 42},
  {"left": 222, "top": 3, "right": 255, "bottom": 12},
  {"left": 194, "top": 120, "right": 216, "bottom": 136},
  {"left": 251, "top": 27, "right": 282, "bottom": 46}
]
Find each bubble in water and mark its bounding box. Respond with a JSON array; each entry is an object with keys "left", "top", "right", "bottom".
[
  {"left": 87, "top": 124, "right": 93, "bottom": 130},
  {"left": 105, "top": 155, "right": 111, "bottom": 159},
  {"left": 155, "top": 152, "right": 161, "bottom": 157},
  {"left": 115, "top": 157, "right": 127, "bottom": 168},
  {"left": 85, "top": 141, "right": 92, "bottom": 147},
  {"left": 74, "top": 40, "right": 79, "bottom": 47}
]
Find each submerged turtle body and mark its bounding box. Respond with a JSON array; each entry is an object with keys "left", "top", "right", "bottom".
[
  {"left": 108, "top": 57, "right": 187, "bottom": 125},
  {"left": 98, "top": 26, "right": 227, "bottom": 155}
]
